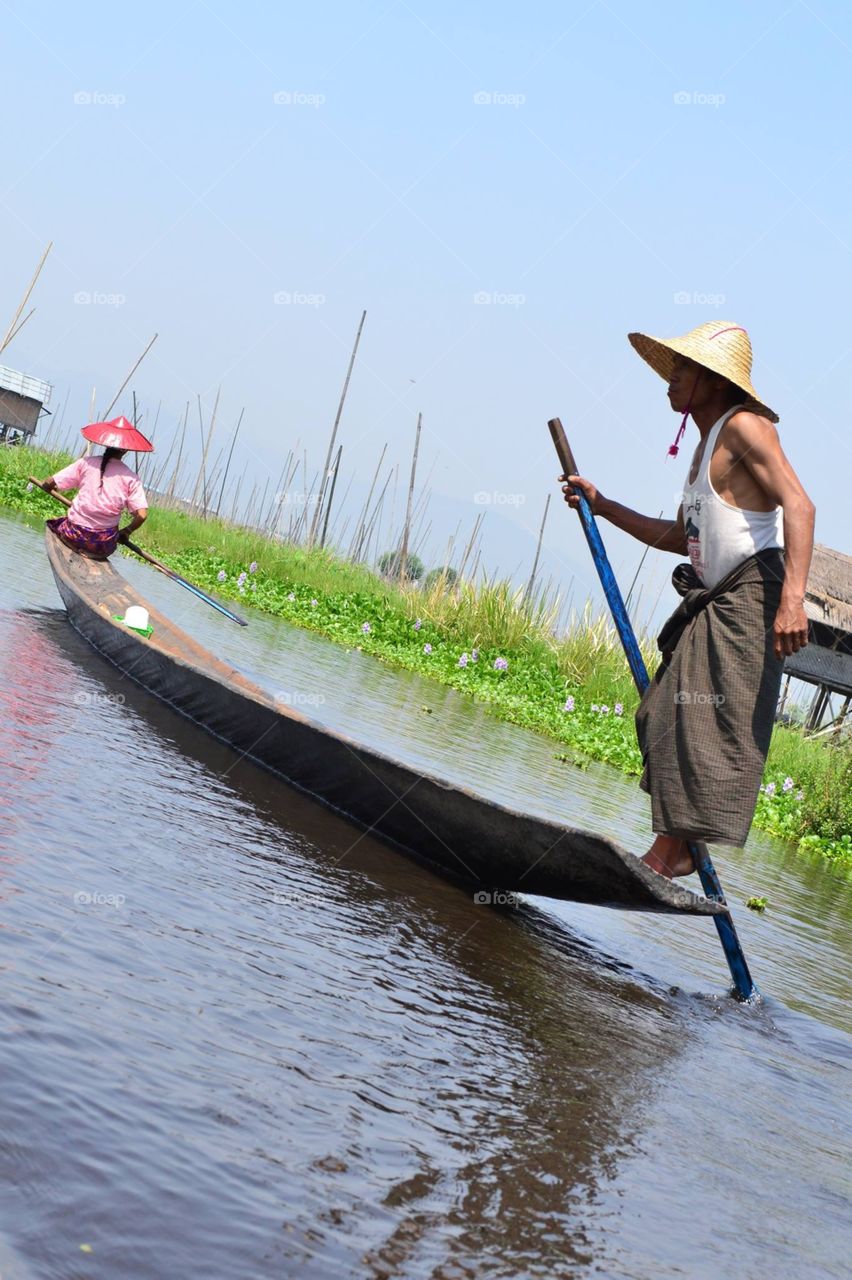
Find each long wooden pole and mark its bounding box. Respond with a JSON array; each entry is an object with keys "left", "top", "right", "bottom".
[
  {"left": 0, "top": 241, "right": 52, "bottom": 356},
  {"left": 397, "top": 412, "right": 422, "bottom": 581},
  {"left": 308, "top": 309, "right": 366, "bottom": 546},
  {"left": 523, "top": 492, "right": 550, "bottom": 605},
  {"left": 101, "top": 333, "right": 158, "bottom": 420},
  {"left": 548, "top": 415, "right": 757, "bottom": 1001},
  {"left": 319, "top": 445, "right": 343, "bottom": 548},
  {"left": 350, "top": 442, "right": 387, "bottom": 561}
]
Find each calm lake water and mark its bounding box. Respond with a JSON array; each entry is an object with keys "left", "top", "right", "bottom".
[{"left": 1, "top": 516, "right": 850, "bottom": 1279}]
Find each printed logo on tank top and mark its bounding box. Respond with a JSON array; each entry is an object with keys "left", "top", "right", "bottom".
[{"left": 683, "top": 493, "right": 704, "bottom": 580}]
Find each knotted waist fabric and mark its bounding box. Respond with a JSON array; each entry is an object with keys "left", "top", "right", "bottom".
[{"left": 635, "top": 548, "right": 786, "bottom": 846}]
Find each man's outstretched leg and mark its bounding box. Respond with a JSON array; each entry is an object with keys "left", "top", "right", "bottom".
[{"left": 642, "top": 835, "right": 695, "bottom": 879}]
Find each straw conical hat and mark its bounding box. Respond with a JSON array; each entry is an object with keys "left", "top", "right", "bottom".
[
  {"left": 628, "top": 321, "right": 778, "bottom": 423},
  {"left": 81, "top": 415, "right": 154, "bottom": 452}
]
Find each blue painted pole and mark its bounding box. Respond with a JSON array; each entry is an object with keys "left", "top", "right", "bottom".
[{"left": 548, "top": 418, "right": 757, "bottom": 1001}]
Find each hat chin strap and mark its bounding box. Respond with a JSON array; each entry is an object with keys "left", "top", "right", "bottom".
[{"left": 667, "top": 372, "right": 700, "bottom": 458}]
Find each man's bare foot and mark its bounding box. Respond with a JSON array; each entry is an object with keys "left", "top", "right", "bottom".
[{"left": 641, "top": 835, "right": 696, "bottom": 879}]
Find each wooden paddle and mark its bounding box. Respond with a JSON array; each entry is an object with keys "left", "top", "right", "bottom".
[
  {"left": 548, "top": 418, "right": 757, "bottom": 1001},
  {"left": 31, "top": 477, "right": 249, "bottom": 627}
]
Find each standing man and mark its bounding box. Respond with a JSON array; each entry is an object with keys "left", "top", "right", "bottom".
[{"left": 562, "top": 321, "right": 815, "bottom": 877}]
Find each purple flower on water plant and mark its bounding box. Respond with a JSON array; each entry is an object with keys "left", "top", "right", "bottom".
[
  {"left": 796, "top": 789, "right": 804, "bottom": 801},
  {"left": 287, "top": 592, "right": 295, "bottom": 601},
  {"left": 782, "top": 777, "right": 794, "bottom": 792},
  {"left": 414, "top": 618, "right": 422, "bottom": 631},
  {"left": 764, "top": 782, "right": 776, "bottom": 797},
  {"left": 26, "top": 482, "right": 33, "bottom": 491},
  {"left": 423, "top": 643, "right": 432, "bottom": 655},
  {"left": 217, "top": 570, "right": 226, "bottom": 582},
  {"left": 237, "top": 572, "right": 247, "bottom": 587},
  {"left": 563, "top": 696, "right": 575, "bottom": 712},
  {"left": 249, "top": 561, "right": 258, "bottom": 574},
  {"left": 591, "top": 703, "right": 599, "bottom": 713},
  {"left": 614, "top": 702, "right": 624, "bottom": 716},
  {"left": 458, "top": 653, "right": 469, "bottom": 668},
  {"left": 311, "top": 599, "right": 318, "bottom": 608},
  {"left": 600, "top": 705, "right": 610, "bottom": 714},
  {"left": 494, "top": 657, "right": 508, "bottom": 671},
  {"left": 361, "top": 622, "right": 371, "bottom": 633},
  {"left": 471, "top": 649, "right": 479, "bottom": 662}
]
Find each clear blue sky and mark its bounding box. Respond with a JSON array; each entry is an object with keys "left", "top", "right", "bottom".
[{"left": 2, "top": 0, "right": 850, "bottom": 614}]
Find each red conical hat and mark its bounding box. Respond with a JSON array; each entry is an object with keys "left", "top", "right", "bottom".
[{"left": 81, "top": 415, "right": 154, "bottom": 452}]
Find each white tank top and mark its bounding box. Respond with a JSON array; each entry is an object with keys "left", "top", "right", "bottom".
[{"left": 681, "top": 404, "right": 784, "bottom": 589}]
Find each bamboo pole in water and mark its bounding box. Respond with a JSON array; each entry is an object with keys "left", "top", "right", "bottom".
[
  {"left": 101, "top": 333, "right": 158, "bottom": 420},
  {"left": 215, "top": 407, "right": 244, "bottom": 516},
  {"left": 350, "top": 442, "right": 387, "bottom": 561},
  {"left": 523, "top": 492, "right": 551, "bottom": 606},
  {"left": 320, "top": 445, "right": 343, "bottom": 548},
  {"left": 362, "top": 467, "right": 393, "bottom": 566},
  {"left": 0, "top": 241, "right": 51, "bottom": 357},
  {"left": 308, "top": 308, "right": 367, "bottom": 547},
  {"left": 167, "top": 403, "right": 190, "bottom": 505}
]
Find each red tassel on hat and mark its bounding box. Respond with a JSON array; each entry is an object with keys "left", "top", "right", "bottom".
[{"left": 667, "top": 373, "right": 700, "bottom": 458}]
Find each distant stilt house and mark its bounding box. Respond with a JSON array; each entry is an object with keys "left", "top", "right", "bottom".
[
  {"left": 0, "top": 364, "right": 52, "bottom": 444},
  {"left": 781, "top": 544, "right": 852, "bottom": 735}
]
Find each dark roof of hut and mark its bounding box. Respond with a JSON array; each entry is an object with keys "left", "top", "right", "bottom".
[
  {"left": 785, "top": 644, "right": 852, "bottom": 697},
  {"left": 804, "top": 543, "right": 852, "bottom": 634}
]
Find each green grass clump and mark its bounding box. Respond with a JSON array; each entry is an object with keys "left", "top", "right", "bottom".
[{"left": 3, "top": 444, "right": 849, "bottom": 870}]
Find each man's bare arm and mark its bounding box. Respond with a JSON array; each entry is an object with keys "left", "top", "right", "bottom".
[
  {"left": 727, "top": 412, "right": 815, "bottom": 657},
  {"left": 560, "top": 474, "right": 686, "bottom": 553}
]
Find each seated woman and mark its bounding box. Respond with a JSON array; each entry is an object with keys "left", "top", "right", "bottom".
[{"left": 37, "top": 415, "right": 153, "bottom": 559}]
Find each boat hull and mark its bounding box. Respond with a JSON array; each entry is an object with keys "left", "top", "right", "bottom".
[{"left": 44, "top": 530, "right": 723, "bottom": 916}]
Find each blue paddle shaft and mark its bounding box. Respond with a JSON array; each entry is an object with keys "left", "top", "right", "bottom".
[{"left": 548, "top": 418, "right": 756, "bottom": 1000}]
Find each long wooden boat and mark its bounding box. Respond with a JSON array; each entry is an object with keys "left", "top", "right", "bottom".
[{"left": 45, "top": 529, "right": 723, "bottom": 917}]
